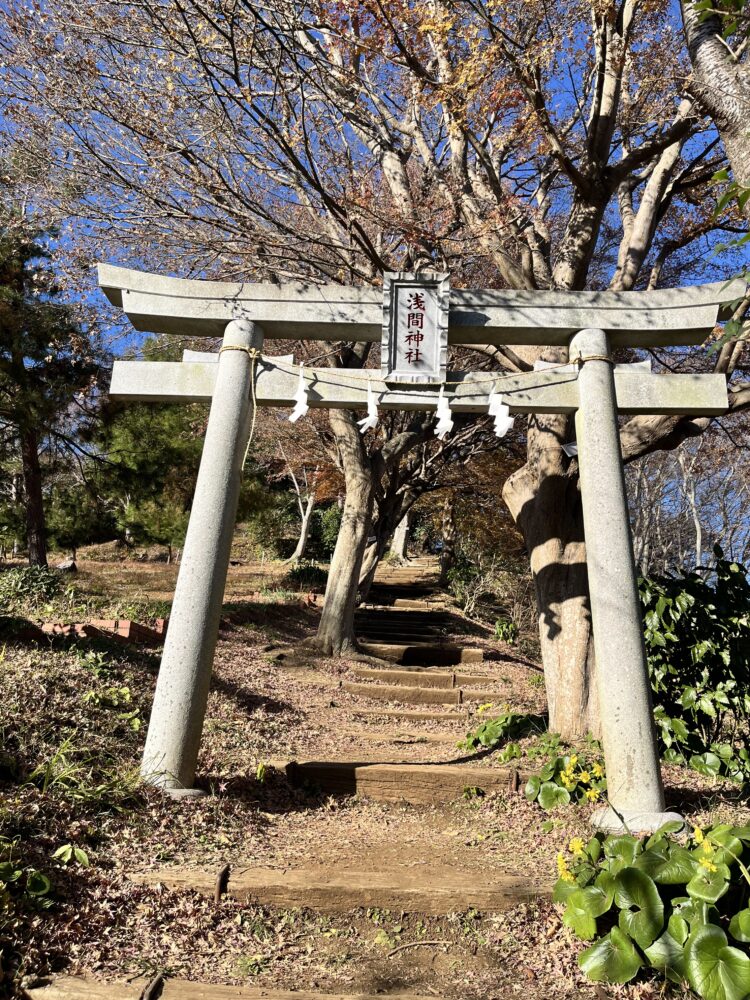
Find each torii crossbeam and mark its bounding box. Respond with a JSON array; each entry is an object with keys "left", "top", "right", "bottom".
[{"left": 100, "top": 264, "right": 743, "bottom": 833}]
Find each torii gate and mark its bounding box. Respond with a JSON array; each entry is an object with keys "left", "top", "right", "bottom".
[{"left": 100, "top": 264, "right": 743, "bottom": 833}]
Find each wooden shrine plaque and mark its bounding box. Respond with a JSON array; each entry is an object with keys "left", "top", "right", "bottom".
[{"left": 381, "top": 272, "right": 449, "bottom": 385}]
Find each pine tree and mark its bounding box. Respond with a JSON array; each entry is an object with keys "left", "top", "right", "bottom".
[{"left": 0, "top": 216, "right": 97, "bottom": 565}]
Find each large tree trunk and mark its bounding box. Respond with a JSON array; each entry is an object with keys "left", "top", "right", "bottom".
[
  {"left": 286, "top": 493, "right": 315, "bottom": 565},
  {"left": 681, "top": 1, "right": 750, "bottom": 194},
  {"left": 20, "top": 425, "right": 47, "bottom": 568},
  {"left": 390, "top": 510, "right": 412, "bottom": 559},
  {"left": 439, "top": 497, "right": 456, "bottom": 586},
  {"left": 503, "top": 415, "right": 600, "bottom": 740},
  {"left": 312, "top": 412, "right": 373, "bottom": 655},
  {"left": 358, "top": 494, "right": 408, "bottom": 600}
]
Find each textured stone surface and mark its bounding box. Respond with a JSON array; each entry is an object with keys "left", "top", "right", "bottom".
[
  {"left": 571, "top": 328, "right": 670, "bottom": 825},
  {"left": 99, "top": 263, "right": 743, "bottom": 345},
  {"left": 110, "top": 359, "right": 728, "bottom": 416}
]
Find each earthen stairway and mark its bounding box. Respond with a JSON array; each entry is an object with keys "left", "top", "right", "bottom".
[{"left": 33, "top": 560, "right": 547, "bottom": 1000}]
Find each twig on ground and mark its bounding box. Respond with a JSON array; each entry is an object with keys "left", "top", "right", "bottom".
[{"left": 387, "top": 939, "right": 450, "bottom": 958}]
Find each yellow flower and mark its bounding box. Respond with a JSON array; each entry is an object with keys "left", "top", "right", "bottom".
[
  {"left": 702, "top": 840, "right": 714, "bottom": 857},
  {"left": 556, "top": 852, "right": 575, "bottom": 883},
  {"left": 592, "top": 763, "right": 604, "bottom": 779},
  {"left": 585, "top": 788, "right": 600, "bottom": 802},
  {"left": 477, "top": 703, "right": 494, "bottom": 714},
  {"left": 699, "top": 857, "right": 718, "bottom": 873},
  {"left": 569, "top": 755, "right": 578, "bottom": 766},
  {"left": 693, "top": 827, "right": 704, "bottom": 844},
  {"left": 569, "top": 837, "right": 586, "bottom": 856},
  {"left": 578, "top": 771, "right": 591, "bottom": 784}
]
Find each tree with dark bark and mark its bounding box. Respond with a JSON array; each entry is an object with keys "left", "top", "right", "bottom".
[
  {"left": 4, "top": 0, "right": 750, "bottom": 730},
  {"left": 0, "top": 217, "right": 96, "bottom": 566}
]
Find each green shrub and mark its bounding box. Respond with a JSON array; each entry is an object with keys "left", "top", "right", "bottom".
[
  {"left": 0, "top": 566, "right": 61, "bottom": 615},
  {"left": 640, "top": 549, "right": 750, "bottom": 787},
  {"left": 284, "top": 561, "right": 328, "bottom": 591},
  {"left": 458, "top": 708, "right": 539, "bottom": 752},
  {"left": 494, "top": 617, "right": 519, "bottom": 643},
  {"left": 318, "top": 505, "right": 342, "bottom": 556},
  {"left": 556, "top": 822, "right": 750, "bottom": 998}
]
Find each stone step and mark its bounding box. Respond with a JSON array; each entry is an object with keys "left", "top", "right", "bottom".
[
  {"left": 344, "top": 681, "right": 497, "bottom": 705},
  {"left": 350, "top": 707, "right": 470, "bottom": 722},
  {"left": 27, "top": 978, "right": 437, "bottom": 999},
  {"left": 350, "top": 666, "right": 493, "bottom": 689},
  {"left": 358, "top": 642, "right": 483, "bottom": 666},
  {"left": 129, "top": 864, "right": 548, "bottom": 915},
  {"left": 285, "top": 761, "right": 527, "bottom": 802}
]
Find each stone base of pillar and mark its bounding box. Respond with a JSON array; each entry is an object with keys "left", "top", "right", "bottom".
[
  {"left": 161, "top": 787, "right": 209, "bottom": 800},
  {"left": 591, "top": 806, "right": 684, "bottom": 835}
]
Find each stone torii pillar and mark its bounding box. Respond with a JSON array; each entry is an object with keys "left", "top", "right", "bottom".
[
  {"left": 141, "top": 320, "right": 264, "bottom": 794},
  {"left": 99, "top": 264, "right": 742, "bottom": 831},
  {"left": 571, "top": 329, "right": 671, "bottom": 832}
]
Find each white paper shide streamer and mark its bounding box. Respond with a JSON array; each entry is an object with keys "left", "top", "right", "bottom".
[
  {"left": 288, "top": 363, "right": 309, "bottom": 423},
  {"left": 357, "top": 381, "right": 379, "bottom": 434},
  {"left": 434, "top": 385, "right": 454, "bottom": 440},
  {"left": 488, "top": 391, "right": 515, "bottom": 438}
]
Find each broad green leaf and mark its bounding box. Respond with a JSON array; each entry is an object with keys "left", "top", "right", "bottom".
[
  {"left": 646, "top": 820, "right": 687, "bottom": 848},
  {"left": 691, "top": 752, "right": 722, "bottom": 776},
  {"left": 686, "top": 924, "right": 750, "bottom": 1000},
  {"left": 538, "top": 781, "right": 570, "bottom": 811},
  {"left": 728, "top": 909, "right": 750, "bottom": 944},
  {"left": 586, "top": 836, "right": 602, "bottom": 863},
  {"left": 578, "top": 927, "right": 642, "bottom": 984},
  {"left": 0, "top": 861, "right": 22, "bottom": 883},
  {"left": 615, "top": 867, "right": 665, "bottom": 949},
  {"left": 651, "top": 846, "right": 698, "bottom": 885},
  {"left": 668, "top": 914, "right": 690, "bottom": 946},
  {"left": 553, "top": 878, "right": 578, "bottom": 904},
  {"left": 634, "top": 845, "right": 669, "bottom": 878},
  {"left": 539, "top": 760, "right": 558, "bottom": 781},
  {"left": 603, "top": 835, "right": 640, "bottom": 874},
  {"left": 687, "top": 868, "right": 730, "bottom": 905},
  {"left": 25, "top": 870, "right": 51, "bottom": 896},
  {"left": 563, "top": 886, "right": 611, "bottom": 941},
  {"left": 644, "top": 928, "right": 687, "bottom": 984},
  {"left": 708, "top": 828, "right": 744, "bottom": 868},
  {"left": 674, "top": 896, "right": 712, "bottom": 929},
  {"left": 524, "top": 776, "right": 541, "bottom": 802}
]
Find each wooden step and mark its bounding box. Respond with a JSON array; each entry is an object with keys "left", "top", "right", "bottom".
[
  {"left": 343, "top": 681, "right": 498, "bottom": 705},
  {"left": 350, "top": 666, "right": 493, "bottom": 689},
  {"left": 351, "top": 666, "right": 453, "bottom": 689},
  {"left": 358, "top": 642, "right": 483, "bottom": 666},
  {"left": 27, "top": 978, "right": 438, "bottom": 999},
  {"left": 350, "top": 708, "right": 470, "bottom": 722},
  {"left": 341, "top": 726, "right": 459, "bottom": 744},
  {"left": 285, "top": 761, "right": 527, "bottom": 802},
  {"left": 129, "top": 864, "right": 549, "bottom": 915}
]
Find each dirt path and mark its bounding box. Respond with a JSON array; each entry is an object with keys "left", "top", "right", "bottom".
[{"left": 10, "top": 558, "right": 745, "bottom": 1000}]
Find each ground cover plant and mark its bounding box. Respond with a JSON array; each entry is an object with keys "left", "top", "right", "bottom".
[
  {"left": 555, "top": 822, "right": 750, "bottom": 998},
  {"left": 640, "top": 550, "right": 750, "bottom": 789}
]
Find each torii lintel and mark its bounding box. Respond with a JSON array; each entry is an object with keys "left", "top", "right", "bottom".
[{"left": 98, "top": 264, "right": 747, "bottom": 348}]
